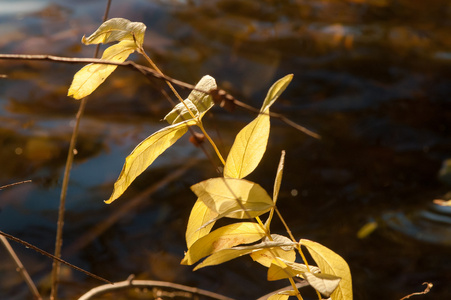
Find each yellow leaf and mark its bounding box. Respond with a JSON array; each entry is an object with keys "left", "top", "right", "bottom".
[
  {"left": 191, "top": 177, "right": 273, "bottom": 219},
  {"left": 186, "top": 199, "right": 218, "bottom": 248},
  {"left": 68, "top": 40, "right": 136, "bottom": 99},
  {"left": 82, "top": 18, "right": 146, "bottom": 47},
  {"left": 301, "top": 239, "right": 353, "bottom": 300},
  {"left": 105, "top": 120, "right": 196, "bottom": 204},
  {"left": 303, "top": 272, "right": 342, "bottom": 298},
  {"left": 265, "top": 150, "right": 285, "bottom": 230},
  {"left": 261, "top": 74, "right": 293, "bottom": 112},
  {"left": 164, "top": 75, "right": 217, "bottom": 124},
  {"left": 267, "top": 258, "right": 318, "bottom": 281},
  {"left": 181, "top": 222, "right": 265, "bottom": 266},
  {"left": 224, "top": 112, "right": 270, "bottom": 179},
  {"left": 194, "top": 234, "right": 296, "bottom": 270},
  {"left": 267, "top": 293, "right": 290, "bottom": 300}
]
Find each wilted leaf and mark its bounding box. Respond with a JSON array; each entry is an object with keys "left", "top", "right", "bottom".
[
  {"left": 301, "top": 239, "right": 353, "bottom": 300},
  {"left": 186, "top": 198, "right": 218, "bottom": 248},
  {"left": 267, "top": 258, "right": 316, "bottom": 281},
  {"left": 191, "top": 177, "right": 273, "bottom": 219},
  {"left": 251, "top": 235, "right": 296, "bottom": 268},
  {"left": 181, "top": 222, "right": 265, "bottom": 266},
  {"left": 68, "top": 40, "right": 136, "bottom": 99},
  {"left": 260, "top": 74, "right": 293, "bottom": 113},
  {"left": 82, "top": 18, "right": 146, "bottom": 47},
  {"left": 164, "top": 75, "right": 217, "bottom": 124},
  {"left": 302, "top": 272, "right": 341, "bottom": 298},
  {"left": 105, "top": 120, "right": 196, "bottom": 204},
  {"left": 223, "top": 112, "right": 270, "bottom": 179},
  {"left": 194, "top": 234, "right": 296, "bottom": 270}
]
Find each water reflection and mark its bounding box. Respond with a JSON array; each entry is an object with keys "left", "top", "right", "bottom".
[{"left": 1, "top": 0, "right": 451, "bottom": 299}]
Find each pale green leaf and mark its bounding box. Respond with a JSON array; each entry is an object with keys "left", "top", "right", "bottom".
[
  {"left": 164, "top": 75, "right": 217, "bottom": 124},
  {"left": 265, "top": 150, "right": 285, "bottom": 230},
  {"left": 301, "top": 239, "right": 353, "bottom": 300},
  {"left": 105, "top": 120, "right": 196, "bottom": 204},
  {"left": 224, "top": 112, "right": 270, "bottom": 179},
  {"left": 194, "top": 234, "right": 296, "bottom": 270},
  {"left": 82, "top": 18, "right": 146, "bottom": 47},
  {"left": 181, "top": 222, "right": 265, "bottom": 266},
  {"left": 191, "top": 177, "right": 273, "bottom": 219},
  {"left": 68, "top": 40, "right": 136, "bottom": 99},
  {"left": 302, "top": 272, "right": 342, "bottom": 298},
  {"left": 261, "top": 74, "right": 293, "bottom": 113},
  {"left": 186, "top": 198, "right": 218, "bottom": 248}
]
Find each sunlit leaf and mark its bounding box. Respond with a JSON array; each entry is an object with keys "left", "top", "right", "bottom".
[
  {"left": 82, "top": 18, "right": 146, "bottom": 47},
  {"left": 265, "top": 150, "right": 285, "bottom": 230},
  {"left": 267, "top": 293, "right": 291, "bottom": 300},
  {"left": 301, "top": 239, "right": 353, "bottom": 300},
  {"left": 191, "top": 177, "right": 273, "bottom": 219},
  {"left": 260, "top": 74, "right": 293, "bottom": 113},
  {"left": 194, "top": 234, "right": 296, "bottom": 270},
  {"left": 267, "top": 258, "right": 318, "bottom": 281},
  {"left": 164, "top": 75, "right": 217, "bottom": 124},
  {"left": 68, "top": 40, "right": 136, "bottom": 99},
  {"left": 181, "top": 222, "right": 265, "bottom": 266},
  {"left": 105, "top": 119, "right": 196, "bottom": 204},
  {"left": 250, "top": 234, "right": 295, "bottom": 268},
  {"left": 302, "top": 272, "right": 341, "bottom": 298},
  {"left": 223, "top": 112, "right": 270, "bottom": 179},
  {"left": 186, "top": 198, "right": 218, "bottom": 248}
]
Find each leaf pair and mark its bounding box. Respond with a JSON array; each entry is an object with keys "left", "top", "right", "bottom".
[{"left": 68, "top": 18, "right": 146, "bottom": 99}]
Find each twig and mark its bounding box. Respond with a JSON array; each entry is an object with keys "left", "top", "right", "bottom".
[
  {"left": 0, "top": 180, "right": 32, "bottom": 190},
  {"left": 0, "top": 230, "right": 112, "bottom": 284},
  {"left": 50, "top": 1, "right": 112, "bottom": 299},
  {"left": 0, "top": 54, "right": 320, "bottom": 139},
  {"left": 399, "top": 282, "right": 433, "bottom": 300},
  {"left": 77, "top": 275, "right": 235, "bottom": 300},
  {"left": 0, "top": 235, "right": 42, "bottom": 300}
]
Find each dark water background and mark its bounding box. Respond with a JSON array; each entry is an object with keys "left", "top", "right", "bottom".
[{"left": 1, "top": 0, "right": 451, "bottom": 299}]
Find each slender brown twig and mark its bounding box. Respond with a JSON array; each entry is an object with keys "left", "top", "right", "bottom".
[
  {"left": 77, "top": 275, "right": 235, "bottom": 300},
  {"left": 50, "top": 1, "right": 112, "bottom": 299},
  {"left": 0, "top": 231, "right": 111, "bottom": 284},
  {"left": 0, "top": 180, "right": 32, "bottom": 190},
  {"left": 400, "top": 282, "right": 433, "bottom": 300},
  {"left": 0, "top": 235, "right": 42, "bottom": 300},
  {"left": 0, "top": 54, "right": 320, "bottom": 139}
]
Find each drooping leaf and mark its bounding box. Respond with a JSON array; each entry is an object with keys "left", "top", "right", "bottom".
[
  {"left": 193, "top": 234, "right": 296, "bottom": 270},
  {"left": 260, "top": 74, "right": 293, "bottom": 113},
  {"left": 267, "top": 258, "right": 317, "bottom": 281},
  {"left": 301, "top": 239, "right": 353, "bottom": 300},
  {"left": 186, "top": 198, "right": 218, "bottom": 248},
  {"left": 223, "top": 112, "right": 270, "bottom": 179},
  {"left": 105, "top": 120, "right": 196, "bottom": 204},
  {"left": 82, "top": 18, "right": 146, "bottom": 47},
  {"left": 265, "top": 150, "right": 285, "bottom": 230},
  {"left": 164, "top": 75, "right": 217, "bottom": 124},
  {"left": 267, "top": 293, "right": 291, "bottom": 300},
  {"left": 181, "top": 222, "right": 265, "bottom": 266},
  {"left": 68, "top": 40, "right": 136, "bottom": 99},
  {"left": 191, "top": 177, "right": 273, "bottom": 219},
  {"left": 250, "top": 234, "right": 296, "bottom": 268},
  {"left": 302, "top": 272, "right": 342, "bottom": 298}
]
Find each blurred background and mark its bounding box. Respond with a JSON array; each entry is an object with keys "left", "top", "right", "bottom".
[{"left": 1, "top": 0, "right": 451, "bottom": 299}]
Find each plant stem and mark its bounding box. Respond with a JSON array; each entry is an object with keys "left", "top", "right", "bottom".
[
  {"left": 138, "top": 48, "right": 226, "bottom": 165},
  {"left": 1, "top": 235, "right": 42, "bottom": 300}
]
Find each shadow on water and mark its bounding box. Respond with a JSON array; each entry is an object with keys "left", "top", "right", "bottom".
[{"left": 1, "top": 0, "right": 451, "bottom": 299}]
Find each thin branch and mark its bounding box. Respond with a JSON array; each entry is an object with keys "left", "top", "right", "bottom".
[
  {"left": 0, "top": 54, "right": 320, "bottom": 139},
  {"left": 400, "top": 282, "right": 433, "bottom": 300},
  {"left": 0, "top": 230, "right": 112, "bottom": 284},
  {"left": 0, "top": 180, "right": 32, "bottom": 190},
  {"left": 77, "top": 275, "right": 235, "bottom": 300},
  {"left": 0, "top": 235, "right": 42, "bottom": 300},
  {"left": 50, "top": 1, "right": 112, "bottom": 298}
]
